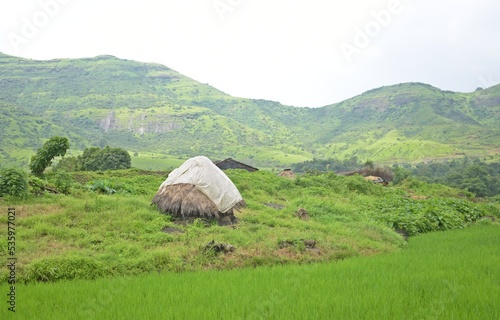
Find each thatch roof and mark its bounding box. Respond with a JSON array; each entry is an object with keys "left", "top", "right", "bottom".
[
  {"left": 152, "top": 183, "right": 245, "bottom": 219},
  {"left": 153, "top": 183, "right": 220, "bottom": 219},
  {"left": 364, "top": 175, "right": 385, "bottom": 183},
  {"left": 151, "top": 156, "right": 246, "bottom": 220}
]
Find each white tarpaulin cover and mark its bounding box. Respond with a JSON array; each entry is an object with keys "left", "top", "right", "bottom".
[{"left": 158, "top": 156, "right": 243, "bottom": 213}]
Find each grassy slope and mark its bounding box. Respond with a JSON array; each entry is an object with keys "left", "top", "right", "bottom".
[
  {"left": 6, "top": 224, "right": 499, "bottom": 320},
  {"left": 0, "top": 53, "right": 498, "bottom": 167},
  {"left": 0, "top": 169, "right": 495, "bottom": 285},
  {"left": 0, "top": 171, "right": 399, "bottom": 284}
]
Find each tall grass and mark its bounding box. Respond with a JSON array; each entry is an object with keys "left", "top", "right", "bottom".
[{"left": 7, "top": 224, "right": 499, "bottom": 320}]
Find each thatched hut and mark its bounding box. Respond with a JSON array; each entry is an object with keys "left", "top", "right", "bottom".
[
  {"left": 279, "top": 168, "right": 296, "bottom": 178},
  {"left": 152, "top": 156, "right": 245, "bottom": 222}
]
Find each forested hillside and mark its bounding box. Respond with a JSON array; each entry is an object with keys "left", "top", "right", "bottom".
[{"left": 0, "top": 53, "right": 498, "bottom": 168}]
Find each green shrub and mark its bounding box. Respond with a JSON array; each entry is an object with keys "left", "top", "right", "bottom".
[
  {"left": 370, "top": 196, "right": 485, "bottom": 235},
  {"left": 87, "top": 180, "right": 117, "bottom": 195},
  {"left": 85, "top": 178, "right": 143, "bottom": 195},
  {"left": 28, "top": 175, "right": 51, "bottom": 196},
  {"left": 0, "top": 167, "right": 29, "bottom": 198},
  {"left": 52, "top": 171, "right": 75, "bottom": 194},
  {"left": 345, "top": 175, "right": 372, "bottom": 194},
  {"left": 476, "top": 198, "right": 499, "bottom": 218}
]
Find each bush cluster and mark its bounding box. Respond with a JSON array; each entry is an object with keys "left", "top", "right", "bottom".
[
  {"left": 0, "top": 167, "right": 29, "bottom": 198},
  {"left": 369, "top": 196, "right": 484, "bottom": 235},
  {"left": 55, "top": 146, "right": 131, "bottom": 172},
  {"left": 395, "top": 157, "right": 500, "bottom": 197}
]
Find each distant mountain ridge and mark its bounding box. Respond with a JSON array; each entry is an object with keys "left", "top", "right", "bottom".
[{"left": 0, "top": 52, "right": 498, "bottom": 168}]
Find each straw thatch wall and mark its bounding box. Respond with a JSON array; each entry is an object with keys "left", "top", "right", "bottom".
[{"left": 152, "top": 183, "right": 244, "bottom": 220}]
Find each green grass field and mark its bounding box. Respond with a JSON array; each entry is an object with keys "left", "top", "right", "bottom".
[
  {"left": 131, "top": 152, "right": 184, "bottom": 171},
  {"left": 4, "top": 224, "right": 498, "bottom": 319}
]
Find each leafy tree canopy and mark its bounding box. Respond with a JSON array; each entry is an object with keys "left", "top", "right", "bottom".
[
  {"left": 29, "top": 136, "right": 70, "bottom": 176},
  {"left": 78, "top": 146, "right": 131, "bottom": 171}
]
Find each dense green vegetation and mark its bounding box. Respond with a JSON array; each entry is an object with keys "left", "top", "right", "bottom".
[
  {"left": 292, "top": 156, "right": 500, "bottom": 197},
  {"left": 0, "top": 167, "right": 29, "bottom": 198},
  {"left": 55, "top": 146, "right": 132, "bottom": 172},
  {"left": 0, "top": 53, "right": 498, "bottom": 168},
  {"left": 291, "top": 156, "right": 365, "bottom": 173},
  {"left": 1, "top": 167, "right": 497, "bottom": 285},
  {"left": 6, "top": 224, "right": 499, "bottom": 319},
  {"left": 400, "top": 157, "right": 500, "bottom": 197},
  {"left": 29, "top": 136, "right": 69, "bottom": 176}
]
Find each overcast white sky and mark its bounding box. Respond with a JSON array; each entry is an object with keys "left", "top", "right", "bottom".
[{"left": 0, "top": 0, "right": 499, "bottom": 107}]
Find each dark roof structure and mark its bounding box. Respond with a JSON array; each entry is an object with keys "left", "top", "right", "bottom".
[{"left": 213, "top": 158, "right": 258, "bottom": 172}]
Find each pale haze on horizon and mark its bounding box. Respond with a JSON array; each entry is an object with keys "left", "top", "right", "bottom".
[{"left": 0, "top": 0, "right": 499, "bottom": 108}]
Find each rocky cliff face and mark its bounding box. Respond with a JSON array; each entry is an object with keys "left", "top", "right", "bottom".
[
  {"left": 99, "top": 111, "right": 182, "bottom": 134},
  {"left": 100, "top": 111, "right": 116, "bottom": 133}
]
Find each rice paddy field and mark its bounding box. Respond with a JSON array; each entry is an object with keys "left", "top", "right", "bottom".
[{"left": 4, "top": 223, "right": 499, "bottom": 320}]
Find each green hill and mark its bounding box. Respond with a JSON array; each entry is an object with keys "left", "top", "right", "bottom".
[
  {"left": 306, "top": 83, "right": 499, "bottom": 162},
  {"left": 0, "top": 53, "right": 498, "bottom": 168}
]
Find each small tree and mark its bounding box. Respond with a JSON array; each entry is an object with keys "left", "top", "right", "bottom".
[
  {"left": 30, "top": 136, "right": 70, "bottom": 176},
  {"left": 53, "top": 171, "right": 75, "bottom": 194}
]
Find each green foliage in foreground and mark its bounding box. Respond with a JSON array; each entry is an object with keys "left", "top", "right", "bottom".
[
  {"left": 370, "top": 196, "right": 483, "bottom": 235},
  {"left": 0, "top": 168, "right": 495, "bottom": 285},
  {"left": 0, "top": 167, "right": 29, "bottom": 198},
  {"left": 8, "top": 224, "right": 499, "bottom": 320}
]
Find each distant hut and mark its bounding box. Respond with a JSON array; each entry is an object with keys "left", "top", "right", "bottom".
[
  {"left": 279, "top": 168, "right": 296, "bottom": 178},
  {"left": 364, "top": 175, "right": 388, "bottom": 186},
  {"left": 214, "top": 158, "right": 258, "bottom": 172},
  {"left": 152, "top": 156, "right": 246, "bottom": 222},
  {"left": 336, "top": 166, "right": 393, "bottom": 184}
]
